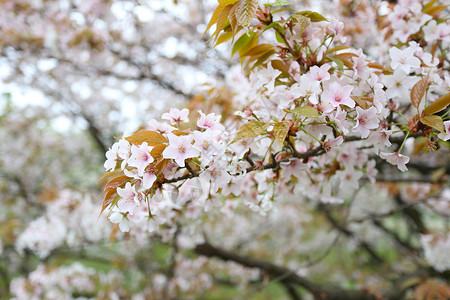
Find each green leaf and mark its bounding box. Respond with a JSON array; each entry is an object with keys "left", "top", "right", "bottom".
[
  {"left": 420, "top": 115, "right": 444, "bottom": 132},
  {"left": 326, "top": 55, "right": 344, "bottom": 71},
  {"left": 410, "top": 75, "right": 429, "bottom": 109},
  {"left": 297, "top": 11, "right": 328, "bottom": 22},
  {"left": 423, "top": 92, "right": 450, "bottom": 116},
  {"left": 273, "top": 121, "right": 290, "bottom": 146},
  {"left": 232, "top": 31, "right": 256, "bottom": 56},
  {"left": 235, "top": 120, "right": 269, "bottom": 140},
  {"left": 264, "top": 0, "right": 292, "bottom": 7},
  {"left": 291, "top": 106, "right": 319, "bottom": 118}
]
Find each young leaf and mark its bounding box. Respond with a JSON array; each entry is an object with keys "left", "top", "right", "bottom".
[
  {"left": 264, "top": 0, "right": 292, "bottom": 7},
  {"left": 232, "top": 31, "right": 256, "bottom": 56},
  {"left": 291, "top": 106, "right": 319, "bottom": 118},
  {"left": 297, "top": 11, "right": 328, "bottom": 22},
  {"left": 420, "top": 115, "right": 445, "bottom": 132},
  {"left": 326, "top": 45, "right": 351, "bottom": 54},
  {"left": 214, "top": 4, "right": 234, "bottom": 42},
  {"left": 202, "top": 4, "right": 226, "bottom": 38},
  {"left": 234, "top": 0, "right": 259, "bottom": 27},
  {"left": 423, "top": 92, "right": 450, "bottom": 116},
  {"left": 219, "top": 0, "right": 239, "bottom": 4},
  {"left": 273, "top": 121, "right": 290, "bottom": 146},
  {"left": 235, "top": 120, "right": 269, "bottom": 140},
  {"left": 410, "top": 75, "right": 429, "bottom": 109},
  {"left": 125, "top": 131, "right": 168, "bottom": 146},
  {"left": 326, "top": 56, "right": 344, "bottom": 71}
]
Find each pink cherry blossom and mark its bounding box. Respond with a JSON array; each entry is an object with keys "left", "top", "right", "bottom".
[
  {"left": 197, "top": 110, "right": 225, "bottom": 132},
  {"left": 353, "top": 106, "right": 380, "bottom": 138},
  {"left": 161, "top": 108, "right": 189, "bottom": 125},
  {"left": 379, "top": 152, "right": 410, "bottom": 172},
  {"left": 321, "top": 82, "right": 355, "bottom": 108},
  {"left": 116, "top": 182, "right": 140, "bottom": 215},
  {"left": 308, "top": 64, "right": 331, "bottom": 82},
  {"left": 128, "top": 142, "right": 154, "bottom": 176},
  {"left": 162, "top": 133, "right": 199, "bottom": 167}
]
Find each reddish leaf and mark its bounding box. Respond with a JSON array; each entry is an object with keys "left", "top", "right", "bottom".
[
  {"left": 410, "top": 76, "right": 429, "bottom": 109},
  {"left": 420, "top": 115, "right": 445, "bottom": 132},
  {"left": 423, "top": 92, "right": 450, "bottom": 116},
  {"left": 125, "top": 130, "right": 167, "bottom": 146}
]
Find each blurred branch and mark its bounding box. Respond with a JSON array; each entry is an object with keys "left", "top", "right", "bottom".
[{"left": 194, "top": 242, "right": 377, "bottom": 300}]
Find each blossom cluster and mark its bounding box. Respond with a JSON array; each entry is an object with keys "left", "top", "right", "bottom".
[{"left": 102, "top": 3, "right": 449, "bottom": 235}]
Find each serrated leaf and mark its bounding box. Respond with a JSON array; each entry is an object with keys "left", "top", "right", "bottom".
[
  {"left": 289, "top": 13, "right": 311, "bottom": 31},
  {"left": 235, "top": 0, "right": 259, "bottom": 27},
  {"left": 235, "top": 120, "right": 269, "bottom": 140},
  {"left": 125, "top": 130, "right": 168, "bottom": 146},
  {"left": 411, "top": 75, "right": 429, "bottom": 109},
  {"left": 232, "top": 31, "right": 255, "bottom": 56},
  {"left": 249, "top": 49, "right": 276, "bottom": 69},
  {"left": 420, "top": 115, "right": 445, "bottom": 132},
  {"left": 423, "top": 92, "right": 450, "bottom": 116},
  {"left": 297, "top": 11, "right": 328, "bottom": 22},
  {"left": 291, "top": 106, "right": 319, "bottom": 118},
  {"left": 273, "top": 121, "right": 290, "bottom": 146},
  {"left": 264, "top": 0, "right": 292, "bottom": 7}
]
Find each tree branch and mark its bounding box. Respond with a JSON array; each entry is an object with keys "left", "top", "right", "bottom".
[{"left": 194, "top": 242, "right": 377, "bottom": 300}]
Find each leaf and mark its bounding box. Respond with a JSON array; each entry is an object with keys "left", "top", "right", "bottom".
[
  {"left": 297, "top": 11, "right": 328, "bottom": 22},
  {"left": 101, "top": 175, "right": 129, "bottom": 196},
  {"left": 214, "top": 4, "right": 234, "bottom": 42},
  {"left": 367, "top": 62, "right": 384, "bottom": 70},
  {"left": 273, "top": 121, "right": 290, "bottom": 146},
  {"left": 234, "top": 0, "right": 259, "bottom": 27},
  {"left": 410, "top": 75, "right": 429, "bottom": 109},
  {"left": 214, "top": 29, "right": 234, "bottom": 46},
  {"left": 289, "top": 13, "right": 311, "bottom": 31},
  {"left": 422, "top": 0, "right": 439, "bottom": 12},
  {"left": 125, "top": 130, "right": 168, "bottom": 146},
  {"left": 327, "top": 55, "right": 344, "bottom": 71},
  {"left": 423, "top": 4, "right": 448, "bottom": 16},
  {"left": 334, "top": 52, "right": 358, "bottom": 68},
  {"left": 420, "top": 115, "right": 445, "bottom": 132},
  {"left": 242, "top": 43, "right": 274, "bottom": 57},
  {"left": 219, "top": 0, "right": 239, "bottom": 4},
  {"left": 202, "top": 4, "right": 226, "bottom": 38},
  {"left": 151, "top": 144, "right": 167, "bottom": 159},
  {"left": 235, "top": 120, "right": 269, "bottom": 140},
  {"left": 326, "top": 45, "right": 351, "bottom": 54},
  {"left": 423, "top": 92, "right": 450, "bottom": 115},
  {"left": 291, "top": 106, "right": 319, "bottom": 118},
  {"left": 264, "top": 0, "right": 292, "bottom": 7},
  {"left": 232, "top": 31, "right": 256, "bottom": 56}
]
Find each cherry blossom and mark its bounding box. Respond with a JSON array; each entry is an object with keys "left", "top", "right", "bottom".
[
  {"left": 161, "top": 108, "right": 189, "bottom": 125},
  {"left": 116, "top": 182, "right": 140, "bottom": 214},
  {"left": 127, "top": 142, "right": 154, "bottom": 176},
  {"left": 389, "top": 46, "right": 421, "bottom": 74},
  {"left": 162, "top": 133, "right": 199, "bottom": 167},
  {"left": 321, "top": 82, "right": 355, "bottom": 108},
  {"left": 379, "top": 152, "right": 410, "bottom": 172},
  {"left": 353, "top": 106, "right": 380, "bottom": 138}
]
